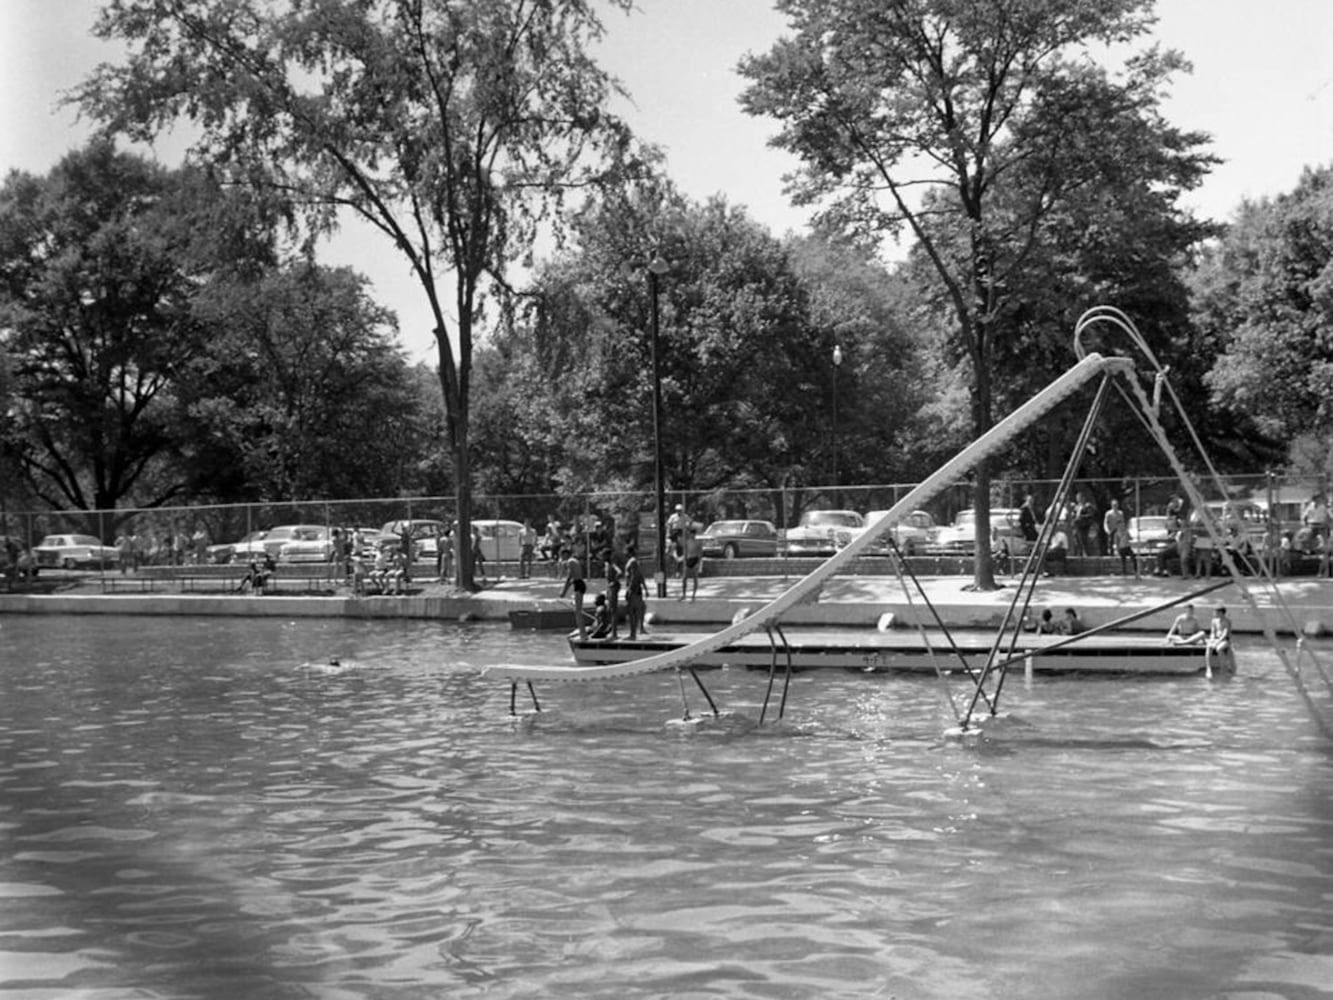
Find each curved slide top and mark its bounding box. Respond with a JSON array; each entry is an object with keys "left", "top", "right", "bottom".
[{"left": 486, "top": 354, "right": 1135, "bottom": 683}]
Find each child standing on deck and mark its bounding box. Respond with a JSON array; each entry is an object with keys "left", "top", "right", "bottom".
[{"left": 560, "top": 549, "right": 588, "bottom": 640}]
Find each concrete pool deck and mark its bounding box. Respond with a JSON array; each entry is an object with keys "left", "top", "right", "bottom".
[{"left": 1, "top": 571, "right": 1330, "bottom": 636}]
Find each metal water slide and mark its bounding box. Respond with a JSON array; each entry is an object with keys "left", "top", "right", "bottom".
[{"left": 485, "top": 353, "right": 1136, "bottom": 684}]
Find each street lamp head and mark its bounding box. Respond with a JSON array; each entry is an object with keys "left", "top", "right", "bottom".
[
  {"left": 648, "top": 256, "right": 669, "bottom": 276},
  {"left": 833, "top": 344, "right": 843, "bottom": 366}
]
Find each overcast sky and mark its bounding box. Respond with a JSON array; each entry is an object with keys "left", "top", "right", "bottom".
[{"left": 4, "top": 0, "right": 1332, "bottom": 361}]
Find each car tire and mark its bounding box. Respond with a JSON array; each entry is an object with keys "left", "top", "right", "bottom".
[
  {"left": 722, "top": 543, "right": 739, "bottom": 560},
  {"left": 62, "top": 557, "right": 76, "bottom": 570}
]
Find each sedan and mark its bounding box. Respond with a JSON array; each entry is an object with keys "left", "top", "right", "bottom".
[
  {"left": 224, "top": 525, "right": 328, "bottom": 563},
  {"left": 1128, "top": 515, "right": 1174, "bottom": 555},
  {"left": 277, "top": 526, "right": 335, "bottom": 563},
  {"left": 863, "top": 509, "right": 937, "bottom": 556},
  {"left": 207, "top": 530, "right": 266, "bottom": 564},
  {"left": 782, "top": 510, "right": 866, "bottom": 557},
  {"left": 698, "top": 519, "right": 780, "bottom": 560},
  {"left": 32, "top": 534, "right": 120, "bottom": 571},
  {"left": 929, "top": 508, "right": 1027, "bottom": 557}
]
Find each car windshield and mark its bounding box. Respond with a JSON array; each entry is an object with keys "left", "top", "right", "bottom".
[
  {"left": 803, "top": 512, "right": 860, "bottom": 527},
  {"left": 705, "top": 522, "right": 745, "bottom": 534},
  {"left": 952, "top": 510, "right": 1013, "bottom": 528}
]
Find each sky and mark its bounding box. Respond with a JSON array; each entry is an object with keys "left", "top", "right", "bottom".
[{"left": 3, "top": 0, "right": 1332, "bottom": 362}]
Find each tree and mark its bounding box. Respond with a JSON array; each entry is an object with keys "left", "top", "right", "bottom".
[
  {"left": 0, "top": 141, "right": 261, "bottom": 526},
  {"left": 786, "top": 234, "right": 942, "bottom": 493},
  {"left": 740, "top": 0, "right": 1210, "bottom": 587},
  {"left": 488, "top": 186, "right": 827, "bottom": 508},
  {"left": 177, "top": 263, "right": 432, "bottom": 503},
  {"left": 1200, "top": 166, "right": 1333, "bottom": 455},
  {"left": 77, "top": 0, "right": 642, "bottom": 588},
  {"left": 478, "top": 185, "right": 931, "bottom": 530}
]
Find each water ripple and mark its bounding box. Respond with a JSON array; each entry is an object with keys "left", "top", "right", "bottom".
[{"left": 1, "top": 617, "right": 1331, "bottom": 999}]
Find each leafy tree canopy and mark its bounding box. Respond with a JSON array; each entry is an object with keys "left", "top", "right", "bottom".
[
  {"left": 0, "top": 140, "right": 270, "bottom": 521},
  {"left": 75, "top": 0, "right": 646, "bottom": 586},
  {"left": 472, "top": 182, "right": 933, "bottom": 527},
  {"left": 178, "top": 262, "right": 431, "bottom": 504},
  {"left": 1201, "top": 165, "right": 1333, "bottom": 452},
  {"left": 740, "top": 0, "right": 1214, "bottom": 584}
]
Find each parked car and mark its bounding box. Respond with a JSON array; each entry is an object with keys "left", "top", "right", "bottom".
[
  {"left": 929, "top": 508, "right": 1026, "bottom": 557},
  {"left": 277, "top": 526, "right": 335, "bottom": 563},
  {"left": 348, "top": 527, "right": 385, "bottom": 557},
  {"left": 1128, "top": 515, "right": 1174, "bottom": 556},
  {"left": 207, "top": 530, "right": 266, "bottom": 564},
  {"left": 782, "top": 510, "right": 865, "bottom": 557},
  {"left": 380, "top": 519, "right": 448, "bottom": 560},
  {"left": 470, "top": 519, "right": 526, "bottom": 563},
  {"left": 1189, "top": 501, "right": 1268, "bottom": 552},
  {"left": 32, "top": 534, "right": 120, "bottom": 571},
  {"left": 225, "top": 525, "right": 329, "bottom": 563},
  {"left": 863, "top": 509, "right": 937, "bottom": 556},
  {"left": 698, "top": 519, "right": 780, "bottom": 560}
]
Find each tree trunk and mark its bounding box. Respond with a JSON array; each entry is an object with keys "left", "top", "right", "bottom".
[
  {"left": 436, "top": 331, "right": 477, "bottom": 591},
  {"left": 971, "top": 318, "right": 998, "bottom": 591},
  {"left": 453, "top": 443, "right": 475, "bottom": 590}
]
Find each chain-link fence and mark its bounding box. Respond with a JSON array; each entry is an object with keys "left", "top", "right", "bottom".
[{"left": 1, "top": 473, "right": 1326, "bottom": 582}]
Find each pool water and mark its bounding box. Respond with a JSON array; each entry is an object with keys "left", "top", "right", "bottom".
[{"left": 1, "top": 615, "right": 1332, "bottom": 999}]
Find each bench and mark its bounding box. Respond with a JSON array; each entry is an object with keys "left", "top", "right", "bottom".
[{"left": 135, "top": 563, "right": 344, "bottom": 594}]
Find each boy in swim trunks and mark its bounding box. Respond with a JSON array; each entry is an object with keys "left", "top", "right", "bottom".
[
  {"left": 1165, "top": 604, "right": 1206, "bottom": 645},
  {"left": 559, "top": 549, "right": 588, "bottom": 639}
]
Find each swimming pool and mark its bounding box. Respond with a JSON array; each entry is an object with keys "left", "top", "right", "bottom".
[{"left": 1, "top": 615, "right": 1331, "bottom": 999}]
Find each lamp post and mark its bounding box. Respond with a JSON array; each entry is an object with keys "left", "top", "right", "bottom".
[
  {"left": 831, "top": 343, "right": 843, "bottom": 498},
  {"left": 648, "top": 256, "right": 670, "bottom": 597}
]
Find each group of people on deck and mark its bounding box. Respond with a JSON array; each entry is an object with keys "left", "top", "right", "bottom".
[
  {"left": 558, "top": 503, "right": 707, "bottom": 641},
  {"left": 560, "top": 543, "right": 649, "bottom": 642},
  {"left": 1021, "top": 600, "right": 1234, "bottom": 674}
]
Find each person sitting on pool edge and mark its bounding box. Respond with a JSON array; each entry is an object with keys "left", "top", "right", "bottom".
[
  {"left": 1164, "top": 603, "right": 1206, "bottom": 645},
  {"left": 1205, "top": 606, "right": 1235, "bottom": 676},
  {"left": 587, "top": 593, "right": 613, "bottom": 639},
  {"left": 1024, "top": 608, "right": 1058, "bottom": 634},
  {"left": 1057, "top": 607, "right": 1086, "bottom": 635}
]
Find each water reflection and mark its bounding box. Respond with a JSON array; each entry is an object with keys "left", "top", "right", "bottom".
[{"left": 1, "top": 615, "right": 1331, "bottom": 999}]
